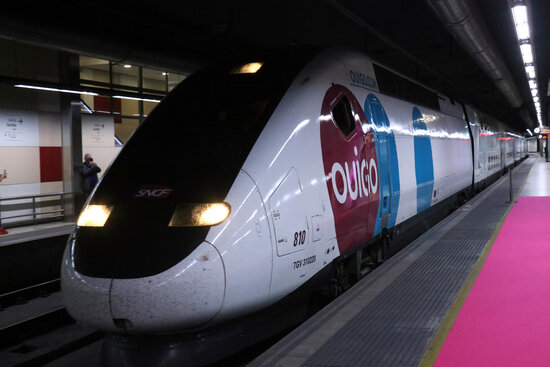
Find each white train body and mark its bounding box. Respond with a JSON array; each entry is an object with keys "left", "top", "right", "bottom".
[{"left": 61, "top": 47, "right": 526, "bottom": 360}]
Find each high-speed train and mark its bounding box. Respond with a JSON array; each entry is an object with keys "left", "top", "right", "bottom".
[{"left": 61, "top": 46, "right": 527, "bottom": 365}]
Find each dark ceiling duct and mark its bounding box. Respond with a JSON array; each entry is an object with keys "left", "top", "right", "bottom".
[
  {"left": 426, "top": 0, "right": 527, "bottom": 116},
  {"left": 0, "top": 15, "right": 206, "bottom": 75},
  {"left": 519, "top": 107, "right": 536, "bottom": 128}
]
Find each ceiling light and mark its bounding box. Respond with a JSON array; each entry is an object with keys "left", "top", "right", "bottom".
[
  {"left": 113, "top": 95, "right": 161, "bottom": 103},
  {"left": 529, "top": 79, "right": 537, "bottom": 89},
  {"left": 162, "top": 72, "right": 168, "bottom": 76},
  {"left": 520, "top": 43, "right": 533, "bottom": 64},
  {"left": 80, "top": 100, "right": 93, "bottom": 114},
  {"left": 14, "top": 84, "right": 98, "bottom": 96},
  {"left": 512, "top": 5, "right": 530, "bottom": 40},
  {"left": 531, "top": 89, "right": 538, "bottom": 97},
  {"left": 123, "top": 64, "right": 132, "bottom": 68},
  {"left": 512, "top": 5, "right": 528, "bottom": 25},
  {"left": 525, "top": 65, "right": 535, "bottom": 78}
]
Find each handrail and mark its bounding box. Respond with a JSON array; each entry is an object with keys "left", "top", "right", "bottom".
[
  {"left": 0, "top": 192, "right": 65, "bottom": 201},
  {"left": 0, "top": 192, "right": 67, "bottom": 226}
]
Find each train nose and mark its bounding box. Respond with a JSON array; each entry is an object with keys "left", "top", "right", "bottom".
[
  {"left": 108, "top": 241, "right": 225, "bottom": 333},
  {"left": 63, "top": 240, "right": 226, "bottom": 333},
  {"left": 110, "top": 242, "right": 225, "bottom": 333}
]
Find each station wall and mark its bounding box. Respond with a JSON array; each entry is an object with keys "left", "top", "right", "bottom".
[{"left": 0, "top": 40, "right": 122, "bottom": 225}]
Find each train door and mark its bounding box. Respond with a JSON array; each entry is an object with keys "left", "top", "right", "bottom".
[
  {"left": 268, "top": 168, "right": 309, "bottom": 256},
  {"left": 364, "top": 94, "right": 400, "bottom": 235},
  {"left": 373, "top": 122, "right": 390, "bottom": 229}
]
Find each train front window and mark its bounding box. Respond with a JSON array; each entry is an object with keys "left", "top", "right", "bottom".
[{"left": 114, "top": 48, "right": 322, "bottom": 167}]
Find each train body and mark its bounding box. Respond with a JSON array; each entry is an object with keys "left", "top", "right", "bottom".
[{"left": 61, "top": 47, "right": 526, "bottom": 365}]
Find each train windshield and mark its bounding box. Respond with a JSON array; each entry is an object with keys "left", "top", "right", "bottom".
[
  {"left": 74, "top": 48, "right": 320, "bottom": 278},
  {"left": 108, "top": 48, "right": 321, "bottom": 173}
]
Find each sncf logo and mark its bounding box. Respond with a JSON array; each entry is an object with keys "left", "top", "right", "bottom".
[{"left": 134, "top": 185, "right": 173, "bottom": 199}]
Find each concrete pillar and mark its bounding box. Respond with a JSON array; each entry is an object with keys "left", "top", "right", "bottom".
[{"left": 59, "top": 53, "right": 84, "bottom": 219}]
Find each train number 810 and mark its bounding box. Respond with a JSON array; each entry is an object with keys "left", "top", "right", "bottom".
[{"left": 293, "top": 230, "right": 306, "bottom": 246}]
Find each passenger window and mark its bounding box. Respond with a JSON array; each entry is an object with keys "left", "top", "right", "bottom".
[{"left": 332, "top": 96, "right": 355, "bottom": 136}]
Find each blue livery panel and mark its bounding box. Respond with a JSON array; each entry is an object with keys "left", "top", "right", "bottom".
[
  {"left": 364, "top": 94, "right": 400, "bottom": 235},
  {"left": 412, "top": 107, "right": 434, "bottom": 213}
]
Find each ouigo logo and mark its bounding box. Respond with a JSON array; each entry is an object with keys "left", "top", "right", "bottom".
[{"left": 320, "top": 84, "right": 380, "bottom": 254}]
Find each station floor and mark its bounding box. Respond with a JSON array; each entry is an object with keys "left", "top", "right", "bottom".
[{"left": 251, "top": 155, "right": 550, "bottom": 367}]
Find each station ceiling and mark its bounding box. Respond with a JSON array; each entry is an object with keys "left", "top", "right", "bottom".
[{"left": 1, "top": 0, "right": 548, "bottom": 133}]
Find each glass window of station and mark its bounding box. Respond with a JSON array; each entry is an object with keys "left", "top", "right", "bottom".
[{"left": 79, "top": 56, "right": 187, "bottom": 144}]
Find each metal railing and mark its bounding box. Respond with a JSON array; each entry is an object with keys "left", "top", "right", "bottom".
[{"left": 0, "top": 192, "right": 66, "bottom": 227}]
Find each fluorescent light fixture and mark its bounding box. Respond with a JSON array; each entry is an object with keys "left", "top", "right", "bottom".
[
  {"left": 525, "top": 65, "right": 535, "bottom": 78},
  {"left": 114, "top": 135, "right": 123, "bottom": 146},
  {"left": 80, "top": 100, "right": 93, "bottom": 114},
  {"left": 162, "top": 72, "right": 168, "bottom": 76},
  {"left": 512, "top": 5, "right": 528, "bottom": 25},
  {"left": 512, "top": 5, "right": 530, "bottom": 40},
  {"left": 529, "top": 79, "right": 537, "bottom": 89},
  {"left": 515, "top": 22, "right": 530, "bottom": 40},
  {"left": 520, "top": 43, "right": 533, "bottom": 64},
  {"left": 531, "top": 89, "right": 538, "bottom": 97},
  {"left": 123, "top": 64, "right": 132, "bottom": 68},
  {"left": 14, "top": 84, "right": 98, "bottom": 96},
  {"left": 77, "top": 205, "right": 113, "bottom": 227},
  {"left": 527, "top": 129, "right": 533, "bottom": 136},
  {"left": 534, "top": 96, "right": 539, "bottom": 102},
  {"left": 113, "top": 95, "right": 161, "bottom": 103}
]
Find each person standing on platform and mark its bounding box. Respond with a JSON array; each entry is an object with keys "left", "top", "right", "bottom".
[
  {"left": 80, "top": 154, "right": 101, "bottom": 198},
  {"left": 0, "top": 170, "right": 8, "bottom": 235}
]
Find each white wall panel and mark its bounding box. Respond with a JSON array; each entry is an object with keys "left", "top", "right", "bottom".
[{"left": 0, "top": 146, "right": 40, "bottom": 184}]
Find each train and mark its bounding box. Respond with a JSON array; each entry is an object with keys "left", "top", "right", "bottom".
[{"left": 61, "top": 46, "right": 527, "bottom": 366}]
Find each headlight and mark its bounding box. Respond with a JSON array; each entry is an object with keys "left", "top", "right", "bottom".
[
  {"left": 230, "top": 62, "right": 263, "bottom": 74},
  {"left": 77, "top": 205, "right": 113, "bottom": 227},
  {"left": 169, "top": 203, "right": 231, "bottom": 227}
]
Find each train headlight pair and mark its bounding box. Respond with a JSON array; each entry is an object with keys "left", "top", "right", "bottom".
[{"left": 77, "top": 203, "right": 231, "bottom": 227}]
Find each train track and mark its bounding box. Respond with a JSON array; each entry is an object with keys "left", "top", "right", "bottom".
[{"left": 0, "top": 282, "right": 102, "bottom": 366}]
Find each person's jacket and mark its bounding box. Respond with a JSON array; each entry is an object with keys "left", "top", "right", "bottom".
[{"left": 80, "top": 161, "right": 101, "bottom": 194}]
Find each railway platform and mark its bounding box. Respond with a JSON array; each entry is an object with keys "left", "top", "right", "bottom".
[
  {"left": 250, "top": 155, "right": 546, "bottom": 366},
  {"left": 0, "top": 222, "right": 74, "bottom": 247}
]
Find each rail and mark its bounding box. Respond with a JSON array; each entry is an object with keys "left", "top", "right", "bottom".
[{"left": 0, "top": 192, "right": 66, "bottom": 227}]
